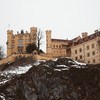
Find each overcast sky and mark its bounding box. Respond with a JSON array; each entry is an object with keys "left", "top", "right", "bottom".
[{"left": 0, "top": 0, "right": 100, "bottom": 53}]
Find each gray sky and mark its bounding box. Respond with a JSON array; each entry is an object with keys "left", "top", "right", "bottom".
[{"left": 0, "top": 0, "right": 100, "bottom": 53}]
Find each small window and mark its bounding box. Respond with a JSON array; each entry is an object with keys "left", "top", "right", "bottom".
[
  {"left": 79, "top": 48, "right": 82, "bottom": 52},
  {"left": 80, "top": 55, "right": 82, "bottom": 59},
  {"left": 59, "top": 45, "right": 61, "bottom": 48},
  {"left": 87, "top": 53, "right": 90, "bottom": 57},
  {"left": 93, "top": 59, "right": 95, "bottom": 63},
  {"left": 18, "top": 39, "right": 23, "bottom": 43},
  {"left": 87, "top": 45, "right": 89, "bottom": 50},
  {"left": 53, "top": 45, "right": 55, "bottom": 48},
  {"left": 75, "top": 57, "right": 78, "bottom": 60},
  {"left": 88, "top": 61, "right": 90, "bottom": 64},
  {"left": 18, "top": 44, "right": 23, "bottom": 47},
  {"left": 56, "top": 45, "right": 58, "bottom": 48},
  {"left": 92, "top": 51, "right": 95, "bottom": 55},
  {"left": 92, "top": 43, "right": 94, "bottom": 48},
  {"left": 75, "top": 50, "right": 77, "bottom": 54}
]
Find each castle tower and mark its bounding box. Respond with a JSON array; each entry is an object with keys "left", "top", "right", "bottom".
[
  {"left": 46, "top": 30, "right": 52, "bottom": 54},
  {"left": 7, "top": 30, "right": 13, "bottom": 56},
  {"left": 30, "top": 27, "right": 37, "bottom": 44}
]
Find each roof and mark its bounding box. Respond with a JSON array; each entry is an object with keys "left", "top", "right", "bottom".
[
  {"left": 70, "top": 31, "right": 100, "bottom": 46},
  {"left": 51, "top": 39, "right": 69, "bottom": 42}
]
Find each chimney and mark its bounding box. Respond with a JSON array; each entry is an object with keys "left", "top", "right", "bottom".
[{"left": 82, "top": 32, "right": 88, "bottom": 38}]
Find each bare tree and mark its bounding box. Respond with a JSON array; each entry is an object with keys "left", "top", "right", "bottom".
[
  {"left": 0, "top": 46, "right": 4, "bottom": 60},
  {"left": 37, "top": 29, "right": 43, "bottom": 54}
]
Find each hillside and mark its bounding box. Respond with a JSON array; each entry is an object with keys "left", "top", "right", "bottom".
[{"left": 0, "top": 57, "right": 100, "bottom": 100}]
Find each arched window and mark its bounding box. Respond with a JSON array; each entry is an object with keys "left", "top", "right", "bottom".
[
  {"left": 79, "top": 48, "right": 82, "bottom": 52},
  {"left": 92, "top": 43, "right": 95, "bottom": 48},
  {"left": 86, "top": 45, "right": 89, "bottom": 50},
  {"left": 75, "top": 50, "right": 77, "bottom": 54}
]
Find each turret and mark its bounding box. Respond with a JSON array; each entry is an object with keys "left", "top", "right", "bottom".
[
  {"left": 7, "top": 30, "right": 13, "bottom": 56},
  {"left": 30, "top": 27, "right": 37, "bottom": 43},
  {"left": 30, "top": 27, "right": 37, "bottom": 34},
  {"left": 46, "top": 30, "right": 52, "bottom": 54}
]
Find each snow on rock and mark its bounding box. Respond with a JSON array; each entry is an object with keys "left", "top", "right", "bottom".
[
  {"left": 52, "top": 58, "right": 58, "bottom": 61},
  {"left": 2, "top": 65, "right": 32, "bottom": 75},
  {"left": 34, "top": 60, "right": 45, "bottom": 66},
  {"left": 0, "top": 93, "right": 5, "bottom": 100},
  {"left": 54, "top": 65, "right": 69, "bottom": 71},
  {"left": 0, "top": 65, "right": 32, "bottom": 85},
  {"left": 0, "top": 80, "right": 9, "bottom": 85},
  {"left": 74, "top": 61, "right": 86, "bottom": 66},
  {"left": 54, "top": 69, "right": 61, "bottom": 71},
  {"left": 56, "top": 65, "right": 69, "bottom": 68}
]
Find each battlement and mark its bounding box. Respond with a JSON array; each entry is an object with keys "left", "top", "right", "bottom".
[
  {"left": 7, "top": 30, "right": 13, "bottom": 34},
  {"left": 30, "top": 27, "right": 37, "bottom": 32},
  {"left": 46, "top": 30, "right": 52, "bottom": 34}
]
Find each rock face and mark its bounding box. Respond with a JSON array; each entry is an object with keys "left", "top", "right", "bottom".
[{"left": 0, "top": 57, "right": 100, "bottom": 100}]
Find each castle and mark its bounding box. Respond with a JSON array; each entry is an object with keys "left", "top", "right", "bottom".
[
  {"left": 46, "top": 30, "right": 100, "bottom": 64},
  {"left": 6, "top": 26, "right": 100, "bottom": 64},
  {"left": 7, "top": 27, "right": 37, "bottom": 56}
]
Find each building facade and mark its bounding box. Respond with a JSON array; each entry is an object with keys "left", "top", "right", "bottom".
[
  {"left": 46, "top": 30, "right": 100, "bottom": 64},
  {"left": 7, "top": 27, "right": 37, "bottom": 56},
  {"left": 46, "top": 30, "right": 69, "bottom": 57}
]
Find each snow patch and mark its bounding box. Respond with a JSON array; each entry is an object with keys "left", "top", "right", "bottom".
[
  {"left": 74, "top": 61, "right": 86, "bottom": 65},
  {"left": 52, "top": 58, "right": 58, "bottom": 61},
  {"left": 54, "top": 69, "right": 61, "bottom": 71},
  {"left": 0, "top": 65, "right": 32, "bottom": 85},
  {"left": 34, "top": 60, "right": 45, "bottom": 66},
  {"left": 43, "top": 64, "right": 49, "bottom": 67},
  {"left": 56, "top": 65, "right": 69, "bottom": 68},
  {"left": 3, "top": 65, "right": 32, "bottom": 75},
  {"left": 0, "top": 80, "right": 9, "bottom": 85},
  {"left": 0, "top": 94, "right": 5, "bottom": 100}
]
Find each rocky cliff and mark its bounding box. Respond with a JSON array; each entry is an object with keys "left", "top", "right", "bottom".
[{"left": 0, "top": 57, "right": 100, "bottom": 100}]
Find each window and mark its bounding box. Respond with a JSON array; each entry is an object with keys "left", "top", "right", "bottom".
[
  {"left": 79, "top": 48, "right": 82, "bottom": 52},
  {"left": 53, "top": 45, "right": 55, "bottom": 48},
  {"left": 93, "top": 59, "right": 95, "bottom": 63},
  {"left": 88, "top": 61, "right": 90, "bottom": 64},
  {"left": 56, "top": 45, "right": 58, "bottom": 48},
  {"left": 18, "top": 39, "right": 23, "bottom": 43},
  {"left": 92, "top": 51, "right": 95, "bottom": 55},
  {"left": 87, "top": 53, "right": 90, "bottom": 57},
  {"left": 86, "top": 45, "right": 89, "bottom": 50},
  {"left": 59, "top": 45, "right": 61, "bottom": 48},
  {"left": 18, "top": 44, "right": 23, "bottom": 47},
  {"left": 80, "top": 55, "right": 82, "bottom": 59},
  {"left": 92, "top": 43, "right": 95, "bottom": 48},
  {"left": 75, "top": 50, "right": 77, "bottom": 54},
  {"left": 27, "top": 39, "right": 31, "bottom": 42},
  {"left": 75, "top": 57, "right": 78, "bottom": 60}
]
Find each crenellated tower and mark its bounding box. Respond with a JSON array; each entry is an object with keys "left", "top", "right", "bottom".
[
  {"left": 7, "top": 30, "right": 13, "bottom": 56},
  {"left": 30, "top": 27, "right": 37, "bottom": 44},
  {"left": 46, "top": 30, "right": 52, "bottom": 54}
]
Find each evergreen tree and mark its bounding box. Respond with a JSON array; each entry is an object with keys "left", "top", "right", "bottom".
[{"left": 26, "top": 43, "right": 37, "bottom": 54}]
